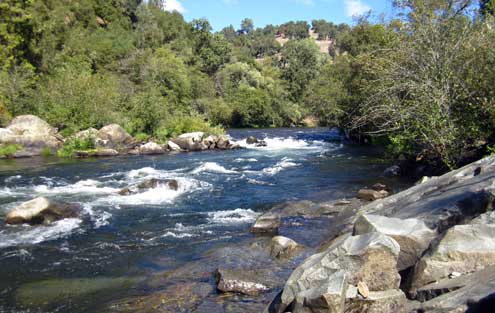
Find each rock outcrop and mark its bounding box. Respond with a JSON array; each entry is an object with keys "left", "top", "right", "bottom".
[
  {"left": 274, "top": 232, "right": 401, "bottom": 312},
  {"left": 129, "top": 142, "right": 166, "bottom": 155},
  {"left": 0, "top": 115, "right": 64, "bottom": 156},
  {"left": 411, "top": 224, "right": 495, "bottom": 291},
  {"left": 5, "top": 197, "right": 80, "bottom": 225},
  {"left": 353, "top": 214, "right": 437, "bottom": 270},
  {"left": 171, "top": 132, "right": 207, "bottom": 151}
]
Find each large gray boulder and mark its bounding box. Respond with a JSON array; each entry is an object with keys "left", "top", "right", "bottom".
[
  {"left": 275, "top": 232, "right": 401, "bottom": 312},
  {"left": 292, "top": 270, "right": 348, "bottom": 313},
  {"left": 130, "top": 141, "right": 166, "bottom": 155},
  {"left": 411, "top": 224, "right": 495, "bottom": 291},
  {"left": 345, "top": 288, "right": 407, "bottom": 313},
  {"left": 411, "top": 265, "right": 495, "bottom": 312},
  {"left": 171, "top": 132, "right": 207, "bottom": 151},
  {"left": 360, "top": 155, "right": 495, "bottom": 232},
  {"left": 97, "top": 124, "right": 134, "bottom": 149},
  {"left": 354, "top": 214, "right": 437, "bottom": 270},
  {"left": 0, "top": 115, "right": 63, "bottom": 155},
  {"left": 5, "top": 197, "right": 80, "bottom": 225}
]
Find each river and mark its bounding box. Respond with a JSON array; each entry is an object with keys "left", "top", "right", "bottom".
[{"left": 0, "top": 128, "right": 404, "bottom": 312}]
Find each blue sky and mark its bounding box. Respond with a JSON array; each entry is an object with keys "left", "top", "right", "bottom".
[{"left": 162, "top": 0, "right": 394, "bottom": 31}]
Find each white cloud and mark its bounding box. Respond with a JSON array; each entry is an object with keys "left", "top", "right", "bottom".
[
  {"left": 163, "top": 0, "right": 186, "bottom": 13},
  {"left": 345, "top": 0, "right": 371, "bottom": 17}
]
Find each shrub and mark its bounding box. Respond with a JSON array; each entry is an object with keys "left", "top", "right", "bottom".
[
  {"left": 57, "top": 137, "right": 96, "bottom": 158},
  {"left": 134, "top": 132, "right": 150, "bottom": 142},
  {"left": 0, "top": 144, "right": 22, "bottom": 158}
]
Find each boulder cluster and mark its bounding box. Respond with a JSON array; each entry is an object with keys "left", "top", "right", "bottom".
[{"left": 0, "top": 115, "right": 241, "bottom": 158}]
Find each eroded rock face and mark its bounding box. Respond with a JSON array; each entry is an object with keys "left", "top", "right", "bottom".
[
  {"left": 97, "top": 124, "right": 134, "bottom": 149},
  {"left": 118, "top": 178, "right": 179, "bottom": 195},
  {"left": 171, "top": 132, "right": 207, "bottom": 151},
  {"left": 353, "top": 214, "right": 437, "bottom": 270},
  {"left": 345, "top": 288, "right": 407, "bottom": 313},
  {"left": 270, "top": 236, "right": 301, "bottom": 259},
  {"left": 0, "top": 115, "right": 64, "bottom": 155},
  {"left": 277, "top": 232, "right": 401, "bottom": 312},
  {"left": 5, "top": 197, "right": 80, "bottom": 225},
  {"left": 411, "top": 224, "right": 495, "bottom": 291}
]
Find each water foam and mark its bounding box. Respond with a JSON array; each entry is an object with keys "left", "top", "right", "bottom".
[
  {"left": 33, "top": 179, "right": 119, "bottom": 195},
  {"left": 262, "top": 157, "right": 299, "bottom": 176},
  {"left": 192, "top": 162, "right": 237, "bottom": 174},
  {"left": 0, "top": 218, "right": 83, "bottom": 248},
  {"left": 207, "top": 208, "right": 259, "bottom": 224}
]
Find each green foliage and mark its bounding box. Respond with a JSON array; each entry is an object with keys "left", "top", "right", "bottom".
[
  {"left": 57, "top": 137, "right": 95, "bottom": 158},
  {"left": 41, "top": 147, "right": 52, "bottom": 157},
  {"left": 134, "top": 132, "right": 150, "bottom": 142},
  {"left": 0, "top": 144, "right": 22, "bottom": 158},
  {"left": 155, "top": 114, "right": 224, "bottom": 141}
]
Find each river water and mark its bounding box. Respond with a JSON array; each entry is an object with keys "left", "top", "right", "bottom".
[{"left": 0, "top": 128, "right": 401, "bottom": 312}]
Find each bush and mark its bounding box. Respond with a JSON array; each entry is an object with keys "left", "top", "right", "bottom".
[
  {"left": 57, "top": 137, "right": 96, "bottom": 158},
  {"left": 0, "top": 144, "right": 22, "bottom": 158},
  {"left": 134, "top": 132, "right": 150, "bottom": 142}
]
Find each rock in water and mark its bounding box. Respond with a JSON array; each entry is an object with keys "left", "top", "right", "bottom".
[
  {"left": 97, "top": 124, "right": 134, "bottom": 149},
  {"left": 250, "top": 215, "right": 280, "bottom": 234},
  {"left": 353, "top": 214, "right": 437, "bottom": 270},
  {"left": 382, "top": 165, "right": 401, "bottom": 177},
  {"left": 132, "top": 142, "right": 166, "bottom": 155},
  {"left": 215, "top": 268, "right": 272, "bottom": 296},
  {"left": 270, "top": 236, "right": 301, "bottom": 259},
  {"left": 167, "top": 140, "right": 181, "bottom": 152},
  {"left": 275, "top": 232, "right": 401, "bottom": 312},
  {"left": 118, "top": 179, "right": 179, "bottom": 195},
  {"left": 171, "top": 132, "right": 207, "bottom": 151},
  {"left": 5, "top": 197, "right": 80, "bottom": 225},
  {"left": 246, "top": 136, "right": 259, "bottom": 144},
  {"left": 411, "top": 224, "right": 495, "bottom": 291},
  {"left": 357, "top": 188, "right": 389, "bottom": 201}
]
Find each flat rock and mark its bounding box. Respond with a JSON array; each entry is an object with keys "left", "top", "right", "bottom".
[
  {"left": 411, "top": 224, "right": 495, "bottom": 291},
  {"left": 360, "top": 155, "right": 495, "bottom": 232},
  {"left": 412, "top": 265, "right": 495, "bottom": 312},
  {"left": 5, "top": 197, "right": 80, "bottom": 225},
  {"left": 274, "top": 232, "right": 401, "bottom": 313},
  {"left": 270, "top": 236, "right": 301, "bottom": 259},
  {"left": 353, "top": 214, "right": 437, "bottom": 270},
  {"left": 215, "top": 268, "right": 274, "bottom": 296}
]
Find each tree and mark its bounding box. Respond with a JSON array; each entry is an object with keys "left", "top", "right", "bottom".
[
  {"left": 480, "top": 0, "right": 495, "bottom": 17},
  {"left": 279, "top": 39, "right": 322, "bottom": 102},
  {"left": 240, "top": 18, "right": 254, "bottom": 35}
]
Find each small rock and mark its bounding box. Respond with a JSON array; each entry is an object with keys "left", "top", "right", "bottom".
[
  {"left": 118, "top": 179, "right": 179, "bottom": 195},
  {"left": 216, "top": 136, "right": 230, "bottom": 150},
  {"left": 250, "top": 215, "right": 280, "bottom": 234},
  {"left": 167, "top": 140, "right": 181, "bottom": 152},
  {"left": 5, "top": 197, "right": 80, "bottom": 225},
  {"left": 382, "top": 165, "right": 401, "bottom": 177},
  {"left": 215, "top": 268, "right": 272, "bottom": 296},
  {"left": 270, "top": 236, "right": 301, "bottom": 259},
  {"left": 357, "top": 189, "right": 389, "bottom": 201},
  {"left": 246, "top": 136, "right": 258, "bottom": 144},
  {"left": 358, "top": 281, "right": 370, "bottom": 298}
]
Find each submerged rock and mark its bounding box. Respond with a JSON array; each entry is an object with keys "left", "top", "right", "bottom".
[
  {"left": 411, "top": 224, "right": 495, "bottom": 291},
  {"left": 273, "top": 232, "right": 401, "bottom": 313},
  {"left": 215, "top": 268, "right": 273, "bottom": 296},
  {"left": 118, "top": 178, "right": 179, "bottom": 195},
  {"left": 5, "top": 197, "right": 80, "bottom": 225},
  {"left": 270, "top": 236, "right": 301, "bottom": 259},
  {"left": 382, "top": 165, "right": 401, "bottom": 177},
  {"left": 353, "top": 214, "right": 437, "bottom": 270}
]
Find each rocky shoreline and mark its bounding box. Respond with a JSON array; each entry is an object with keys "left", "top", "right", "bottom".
[
  {"left": 0, "top": 115, "right": 242, "bottom": 159},
  {"left": 99, "top": 153, "right": 495, "bottom": 312}
]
